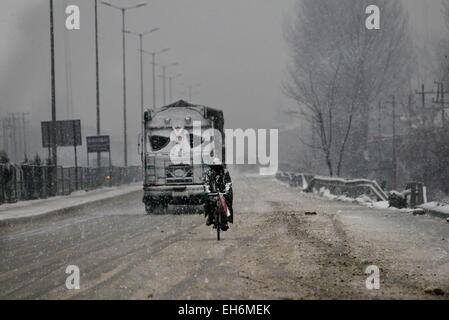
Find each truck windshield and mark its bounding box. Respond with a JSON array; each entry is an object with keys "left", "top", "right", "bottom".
[
  {"left": 149, "top": 133, "right": 204, "bottom": 151},
  {"left": 150, "top": 135, "right": 170, "bottom": 151}
]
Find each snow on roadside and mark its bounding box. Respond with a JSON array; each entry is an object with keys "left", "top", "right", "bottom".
[
  {"left": 314, "top": 187, "right": 414, "bottom": 213},
  {"left": 275, "top": 176, "right": 446, "bottom": 218},
  {"left": 0, "top": 183, "right": 142, "bottom": 222},
  {"left": 419, "top": 202, "right": 449, "bottom": 217}
]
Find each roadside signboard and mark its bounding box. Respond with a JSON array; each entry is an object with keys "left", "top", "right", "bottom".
[
  {"left": 87, "top": 135, "right": 110, "bottom": 153},
  {"left": 41, "top": 120, "right": 82, "bottom": 190},
  {"left": 41, "top": 120, "right": 82, "bottom": 148},
  {"left": 86, "top": 136, "right": 112, "bottom": 187}
]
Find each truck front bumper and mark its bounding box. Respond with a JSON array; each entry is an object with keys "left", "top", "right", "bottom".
[{"left": 143, "top": 184, "right": 206, "bottom": 205}]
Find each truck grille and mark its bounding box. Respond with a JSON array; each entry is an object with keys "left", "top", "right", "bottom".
[{"left": 166, "top": 165, "right": 193, "bottom": 185}]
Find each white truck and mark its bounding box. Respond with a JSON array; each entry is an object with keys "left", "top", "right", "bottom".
[{"left": 141, "top": 100, "right": 225, "bottom": 214}]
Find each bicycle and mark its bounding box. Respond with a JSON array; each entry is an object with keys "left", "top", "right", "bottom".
[{"left": 207, "top": 192, "right": 229, "bottom": 241}]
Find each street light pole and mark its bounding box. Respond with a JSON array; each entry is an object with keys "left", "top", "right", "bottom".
[
  {"left": 102, "top": 1, "right": 148, "bottom": 167},
  {"left": 140, "top": 48, "right": 170, "bottom": 109},
  {"left": 152, "top": 52, "right": 156, "bottom": 109},
  {"left": 121, "top": 8, "right": 127, "bottom": 167},
  {"left": 181, "top": 83, "right": 201, "bottom": 102},
  {"left": 48, "top": 0, "right": 58, "bottom": 196},
  {"left": 168, "top": 73, "right": 182, "bottom": 103},
  {"left": 392, "top": 95, "right": 397, "bottom": 190},
  {"left": 160, "top": 62, "right": 178, "bottom": 105},
  {"left": 169, "top": 76, "right": 172, "bottom": 103},
  {"left": 94, "top": 0, "right": 101, "bottom": 168},
  {"left": 22, "top": 112, "right": 28, "bottom": 157},
  {"left": 162, "top": 66, "right": 166, "bottom": 106},
  {"left": 125, "top": 28, "right": 159, "bottom": 124},
  {"left": 139, "top": 34, "right": 144, "bottom": 121},
  {"left": 49, "top": 0, "right": 57, "bottom": 170}
]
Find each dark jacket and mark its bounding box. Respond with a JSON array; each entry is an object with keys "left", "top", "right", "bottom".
[
  {"left": 203, "top": 166, "right": 232, "bottom": 194},
  {"left": 203, "top": 165, "right": 233, "bottom": 223}
]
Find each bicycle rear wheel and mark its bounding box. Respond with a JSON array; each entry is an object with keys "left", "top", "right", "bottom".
[{"left": 216, "top": 209, "right": 221, "bottom": 241}]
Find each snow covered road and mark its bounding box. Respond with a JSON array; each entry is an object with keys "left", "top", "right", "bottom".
[{"left": 0, "top": 174, "right": 448, "bottom": 299}]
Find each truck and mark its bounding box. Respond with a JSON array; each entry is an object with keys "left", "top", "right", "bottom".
[{"left": 141, "top": 100, "right": 225, "bottom": 214}]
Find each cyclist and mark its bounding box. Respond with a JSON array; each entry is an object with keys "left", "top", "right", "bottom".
[{"left": 203, "top": 158, "right": 233, "bottom": 231}]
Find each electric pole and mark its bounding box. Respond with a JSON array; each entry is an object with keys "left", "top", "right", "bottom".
[
  {"left": 415, "top": 84, "right": 442, "bottom": 186},
  {"left": 9, "top": 114, "right": 17, "bottom": 162},
  {"left": 391, "top": 96, "right": 397, "bottom": 190},
  {"left": 1, "top": 118, "right": 8, "bottom": 155},
  {"left": 416, "top": 83, "right": 449, "bottom": 127},
  {"left": 22, "top": 113, "right": 27, "bottom": 157},
  {"left": 433, "top": 81, "right": 449, "bottom": 127},
  {"left": 377, "top": 101, "right": 382, "bottom": 162},
  {"left": 416, "top": 84, "right": 436, "bottom": 128}
]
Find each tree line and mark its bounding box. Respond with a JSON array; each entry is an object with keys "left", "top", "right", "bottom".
[{"left": 283, "top": 0, "right": 449, "bottom": 199}]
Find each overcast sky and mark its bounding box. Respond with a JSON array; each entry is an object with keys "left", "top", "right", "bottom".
[{"left": 0, "top": 0, "right": 446, "bottom": 165}]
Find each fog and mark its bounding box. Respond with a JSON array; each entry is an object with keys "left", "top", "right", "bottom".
[
  {"left": 0, "top": 0, "right": 446, "bottom": 167},
  {"left": 0, "top": 0, "right": 294, "bottom": 166}
]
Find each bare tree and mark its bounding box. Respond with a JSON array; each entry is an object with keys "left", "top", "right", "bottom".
[{"left": 284, "top": 0, "right": 412, "bottom": 177}]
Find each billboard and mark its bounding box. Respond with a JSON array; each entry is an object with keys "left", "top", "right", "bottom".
[{"left": 41, "top": 120, "right": 82, "bottom": 148}]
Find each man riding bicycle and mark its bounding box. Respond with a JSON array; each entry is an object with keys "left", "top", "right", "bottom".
[{"left": 203, "top": 158, "right": 233, "bottom": 231}]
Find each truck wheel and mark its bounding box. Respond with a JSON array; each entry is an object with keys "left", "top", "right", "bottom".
[{"left": 147, "top": 202, "right": 169, "bottom": 215}]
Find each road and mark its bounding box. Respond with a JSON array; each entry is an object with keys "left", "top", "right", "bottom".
[{"left": 1, "top": 173, "right": 449, "bottom": 299}]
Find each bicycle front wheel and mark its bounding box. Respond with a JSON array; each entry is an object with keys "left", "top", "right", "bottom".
[{"left": 216, "top": 210, "right": 221, "bottom": 241}]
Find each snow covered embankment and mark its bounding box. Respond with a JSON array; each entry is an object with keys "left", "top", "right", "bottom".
[
  {"left": 419, "top": 202, "right": 449, "bottom": 221},
  {"left": 0, "top": 183, "right": 142, "bottom": 225}
]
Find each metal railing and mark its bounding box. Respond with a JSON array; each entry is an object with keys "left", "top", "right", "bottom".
[
  {"left": 306, "top": 176, "right": 388, "bottom": 202},
  {"left": 0, "top": 164, "right": 142, "bottom": 205},
  {"left": 276, "top": 171, "right": 388, "bottom": 202}
]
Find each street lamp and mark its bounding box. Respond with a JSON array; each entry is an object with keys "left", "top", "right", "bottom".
[
  {"left": 168, "top": 73, "right": 183, "bottom": 103},
  {"left": 94, "top": 0, "right": 101, "bottom": 168},
  {"left": 157, "top": 72, "right": 183, "bottom": 103},
  {"left": 124, "top": 28, "right": 159, "bottom": 126},
  {"left": 140, "top": 48, "right": 170, "bottom": 109},
  {"left": 101, "top": 1, "right": 148, "bottom": 167},
  {"left": 160, "top": 62, "right": 179, "bottom": 106},
  {"left": 181, "top": 83, "right": 201, "bottom": 102},
  {"left": 49, "top": 0, "right": 57, "bottom": 175}
]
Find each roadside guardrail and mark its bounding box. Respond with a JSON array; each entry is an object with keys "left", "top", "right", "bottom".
[
  {"left": 276, "top": 171, "right": 388, "bottom": 202},
  {"left": 0, "top": 164, "right": 142, "bottom": 205}
]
